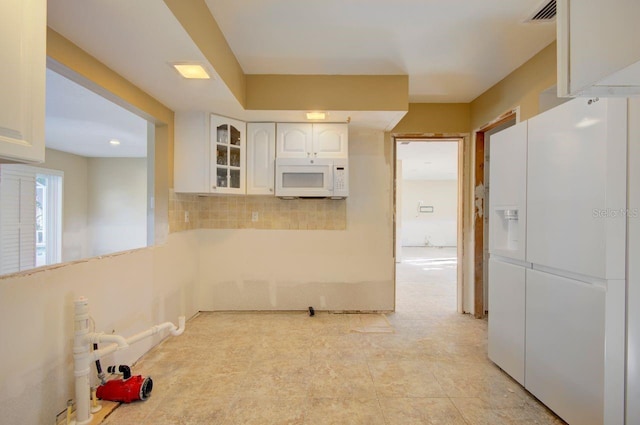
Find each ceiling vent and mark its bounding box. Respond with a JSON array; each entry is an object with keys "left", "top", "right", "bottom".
[{"left": 526, "top": 0, "right": 556, "bottom": 22}]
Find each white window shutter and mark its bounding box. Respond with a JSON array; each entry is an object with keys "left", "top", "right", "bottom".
[{"left": 0, "top": 166, "right": 36, "bottom": 274}]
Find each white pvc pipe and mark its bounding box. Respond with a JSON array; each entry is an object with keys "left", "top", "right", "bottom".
[
  {"left": 73, "top": 297, "right": 93, "bottom": 425},
  {"left": 72, "top": 297, "right": 185, "bottom": 425}
]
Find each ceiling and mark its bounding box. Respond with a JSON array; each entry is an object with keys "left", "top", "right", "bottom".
[
  {"left": 46, "top": 0, "right": 556, "bottom": 138},
  {"left": 397, "top": 141, "right": 459, "bottom": 180},
  {"left": 45, "top": 69, "right": 148, "bottom": 157}
]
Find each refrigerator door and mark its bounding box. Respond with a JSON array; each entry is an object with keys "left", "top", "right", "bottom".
[
  {"left": 526, "top": 97, "right": 627, "bottom": 279},
  {"left": 487, "top": 259, "right": 525, "bottom": 385},
  {"left": 525, "top": 268, "right": 605, "bottom": 425},
  {"left": 489, "top": 121, "right": 528, "bottom": 262}
]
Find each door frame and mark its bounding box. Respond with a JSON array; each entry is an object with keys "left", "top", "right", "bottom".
[
  {"left": 472, "top": 109, "right": 518, "bottom": 318},
  {"left": 392, "top": 134, "right": 467, "bottom": 313}
]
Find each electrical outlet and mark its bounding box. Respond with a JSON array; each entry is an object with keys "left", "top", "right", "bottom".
[
  {"left": 184, "top": 211, "right": 189, "bottom": 223},
  {"left": 251, "top": 211, "right": 259, "bottom": 222}
]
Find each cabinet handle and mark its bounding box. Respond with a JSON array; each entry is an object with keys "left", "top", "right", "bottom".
[{"left": 269, "top": 188, "right": 273, "bottom": 192}]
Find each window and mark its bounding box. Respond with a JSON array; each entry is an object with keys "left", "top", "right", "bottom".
[{"left": 0, "top": 165, "right": 63, "bottom": 274}]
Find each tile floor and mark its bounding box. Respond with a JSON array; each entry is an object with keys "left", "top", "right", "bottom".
[{"left": 102, "top": 247, "right": 565, "bottom": 424}]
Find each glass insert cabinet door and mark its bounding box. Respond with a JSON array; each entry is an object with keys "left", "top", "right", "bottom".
[{"left": 210, "top": 115, "right": 246, "bottom": 194}]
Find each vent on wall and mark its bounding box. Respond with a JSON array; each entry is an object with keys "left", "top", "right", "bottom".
[{"left": 526, "top": 0, "right": 556, "bottom": 22}]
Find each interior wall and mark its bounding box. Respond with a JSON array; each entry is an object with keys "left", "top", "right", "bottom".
[
  {"left": 87, "top": 157, "right": 147, "bottom": 256},
  {"left": 401, "top": 180, "right": 457, "bottom": 247},
  {"left": 470, "top": 42, "right": 557, "bottom": 128},
  {"left": 0, "top": 231, "right": 199, "bottom": 425},
  {"left": 197, "top": 130, "right": 395, "bottom": 311},
  {"left": 35, "top": 148, "right": 89, "bottom": 262}
]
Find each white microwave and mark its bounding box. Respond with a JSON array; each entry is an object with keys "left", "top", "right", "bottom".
[{"left": 275, "top": 158, "right": 348, "bottom": 199}]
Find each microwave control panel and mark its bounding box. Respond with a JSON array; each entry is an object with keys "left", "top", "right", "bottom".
[{"left": 333, "top": 163, "right": 349, "bottom": 197}]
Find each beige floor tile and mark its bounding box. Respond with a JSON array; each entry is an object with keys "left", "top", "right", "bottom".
[
  {"left": 225, "top": 397, "right": 306, "bottom": 425},
  {"left": 379, "top": 397, "right": 468, "bottom": 425},
  {"left": 308, "top": 359, "right": 377, "bottom": 398},
  {"left": 369, "top": 359, "right": 446, "bottom": 398},
  {"left": 304, "top": 398, "right": 385, "bottom": 425}
]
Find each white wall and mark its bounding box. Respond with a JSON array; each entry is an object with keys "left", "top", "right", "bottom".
[
  {"left": 400, "top": 179, "right": 457, "bottom": 247},
  {"left": 196, "top": 130, "right": 395, "bottom": 311},
  {"left": 626, "top": 97, "right": 640, "bottom": 424},
  {"left": 87, "top": 157, "right": 147, "bottom": 256},
  {"left": 36, "top": 148, "right": 89, "bottom": 262},
  {"left": 0, "top": 232, "right": 199, "bottom": 425}
]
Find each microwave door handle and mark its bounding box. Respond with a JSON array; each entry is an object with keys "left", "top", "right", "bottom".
[{"left": 326, "top": 166, "right": 334, "bottom": 192}]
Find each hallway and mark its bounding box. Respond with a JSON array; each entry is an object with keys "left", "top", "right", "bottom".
[{"left": 101, "top": 248, "right": 563, "bottom": 424}]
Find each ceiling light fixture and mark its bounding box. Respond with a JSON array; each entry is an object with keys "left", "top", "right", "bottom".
[
  {"left": 306, "top": 112, "right": 326, "bottom": 120},
  {"left": 109, "top": 139, "right": 121, "bottom": 146},
  {"left": 171, "top": 63, "right": 211, "bottom": 79}
]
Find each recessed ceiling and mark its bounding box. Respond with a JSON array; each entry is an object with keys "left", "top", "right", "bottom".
[
  {"left": 205, "top": 0, "right": 556, "bottom": 102},
  {"left": 47, "top": 0, "right": 556, "bottom": 123},
  {"left": 45, "top": 69, "right": 148, "bottom": 158},
  {"left": 397, "top": 141, "right": 458, "bottom": 180}
]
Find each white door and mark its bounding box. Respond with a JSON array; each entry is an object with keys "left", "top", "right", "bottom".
[
  {"left": 276, "top": 123, "right": 313, "bottom": 158},
  {"left": 312, "top": 123, "right": 348, "bottom": 158},
  {"left": 487, "top": 259, "right": 525, "bottom": 385},
  {"left": 525, "top": 268, "right": 605, "bottom": 425},
  {"left": 247, "top": 122, "right": 275, "bottom": 195}
]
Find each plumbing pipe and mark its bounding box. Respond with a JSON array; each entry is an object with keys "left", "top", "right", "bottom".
[
  {"left": 72, "top": 297, "right": 185, "bottom": 425},
  {"left": 73, "top": 297, "right": 93, "bottom": 425},
  {"left": 125, "top": 317, "right": 186, "bottom": 345},
  {"left": 93, "top": 344, "right": 106, "bottom": 385}
]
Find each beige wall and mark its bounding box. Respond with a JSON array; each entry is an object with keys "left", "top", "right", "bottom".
[
  {"left": 197, "top": 131, "right": 395, "bottom": 311},
  {"left": 36, "top": 148, "right": 90, "bottom": 262},
  {"left": 0, "top": 232, "right": 200, "bottom": 425},
  {"left": 470, "top": 42, "right": 557, "bottom": 129},
  {"left": 401, "top": 180, "right": 458, "bottom": 247},
  {"left": 392, "top": 103, "right": 470, "bottom": 134},
  {"left": 87, "top": 157, "right": 148, "bottom": 256}
]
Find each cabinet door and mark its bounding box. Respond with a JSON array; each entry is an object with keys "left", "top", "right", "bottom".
[
  {"left": 557, "top": 0, "right": 640, "bottom": 96},
  {"left": 488, "top": 259, "right": 525, "bottom": 385},
  {"left": 525, "top": 269, "right": 605, "bottom": 425},
  {"left": 247, "top": 123, "right": 275, "bottom": 195},
  {"left": 312, "top": 123, "right": 348, "bottom": 158},
  {"left": 174, "top": 111, "right": 210, "bottom": 193},
  {"left": 210, "top": 115, "right": 246, "bottom": 194},
  {"left": 0, "top": 0, "right": 46, "bottom": 163},
  {"left": 276, "top": 123, "right": 313, "bottom": 158}
]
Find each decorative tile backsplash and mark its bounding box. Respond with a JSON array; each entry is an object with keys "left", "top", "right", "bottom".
[{"left": 169, "top": 190, "right": 347, "bottom": 232}]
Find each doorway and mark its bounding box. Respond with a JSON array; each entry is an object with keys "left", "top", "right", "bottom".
[{"left": 394, "top": 138, "right": 463, "bottom": 314}]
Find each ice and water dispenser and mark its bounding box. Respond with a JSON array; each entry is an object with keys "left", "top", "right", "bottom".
[{"left": 493, "top": 207, "right": 520, "bottom": 252}]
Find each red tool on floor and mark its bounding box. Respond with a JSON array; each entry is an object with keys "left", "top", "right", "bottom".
[{"left": 96, "top": 364, "right": 153, "bottom": 403}]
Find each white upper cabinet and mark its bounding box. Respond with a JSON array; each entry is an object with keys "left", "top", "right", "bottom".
[
  {"left": 312, "top": 123, "right": 348, "bottom": 158},
  {"left": 0, "top": 0, "right": 46, "bottom": 163},
  {"left": 174, "top": 112, "right": 246, "bottom": 194},
  {"left": 246, "top": 122, "right": 275, "bottom": 195},
  {"left": 557, "top": 0, "right": 640, "bottom": 97},
  {"left": 210, "top": 115, "right": 246, "bottom": 194},
  {"left": 277, "top": 123, "right": 348, "bottom": 159},
  {"left": 276, "top": 123, "right": 313, "bottom": 158}
]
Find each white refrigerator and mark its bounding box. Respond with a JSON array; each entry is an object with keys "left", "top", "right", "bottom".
[{"left": 488, "top": 97, "right": 627, "bottom": 425}]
